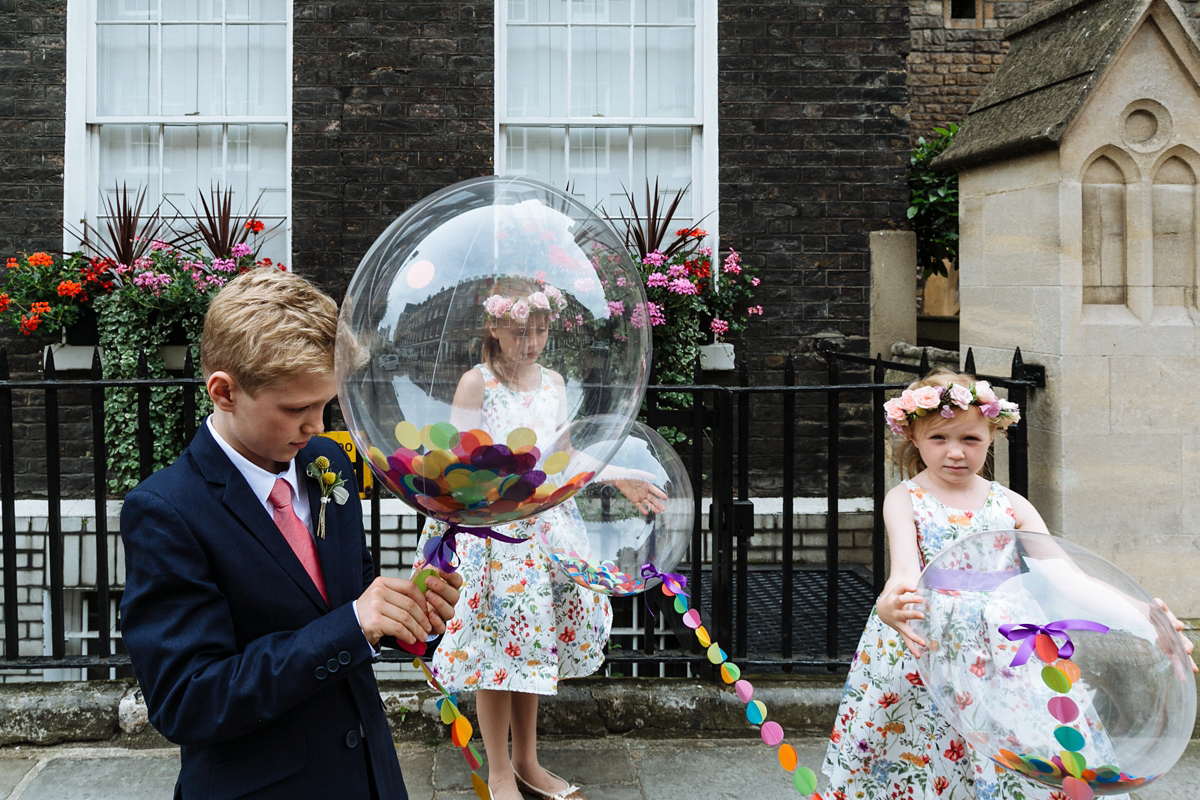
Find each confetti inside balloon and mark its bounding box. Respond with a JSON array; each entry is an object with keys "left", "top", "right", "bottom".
[
  {"left": 336, "top": 176, "right": 651, "bottom": 530},
  {"left": 910, "top": 530, "right": 1196, "bottom": 796}
]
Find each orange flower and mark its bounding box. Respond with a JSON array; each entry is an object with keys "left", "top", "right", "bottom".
[
  {"left": 30, "top": 301, "right": 51, "bottom": 314},
  {"left": 27, "top": 252, "right": 54, "bottom": 268},
  {"left": 6, "top": 257, "right": 17, "bottom": 269},
  {"left": 245, "top": 219, "right": 265, "bottom": 233},
  {"left": 57, "top": 280, "right": 83, "bottom": 298},
  {"left": 0, "top": 293, "right": 7, "bottom": 313},
  {"left": 18, "top": 314, "right": 39, "bottom": 335}
]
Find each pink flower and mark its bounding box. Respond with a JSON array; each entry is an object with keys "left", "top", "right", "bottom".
[
  {"left": 484, "top": 295, "right": 512, "bottom": 318},
  {"left": 231, "top": 242, "right": 253, "bottom": 258},
  {"left": 573, "top": 277, "right": 594, "bottom": 292},
  {"left": 911, "top": 386, "right": 942, "bottom": 410},
  {"left": 897, "top": 392, "right": 918, "bottom": 413},
  {"left": 723, "top": 250, "right": 742, "bottom": 274},
  {"left": 642, "top": 250, "right": 666, "bottom": 267},
  {"left": 667, "top": 263, "right": 687, "bottom": 278},
  {"left": 543, "top": 284, "right": 566, "bottom": 309},
  {"left": 647, "top": 302, "right": 665, "bottom": 327},
  {"left": 667, "top": 277, "right": 698, "bottom": 296},
  {"left": 529, "top": 291, "right": 550, "bottom": 311},
  {"left": 710, "top": 318, "right": 729, "bottom": 335},
  {"left": 606, "top": 300, "right": 624, "bottom": 317},
  {"left": 973, "top": 381, "right": 998, "bottom": 405},
  {"left": 747, "top": 305, "right": 763, "bottom": 315},
  {"left": 948, "top": 384, "right": 972, "bottom": 410},
  {"left": 646, "top": 272, "right": 668, "bottom": 288},
  {"left": 511, "top": 299, "right": 530, "bottom": 321},
  {"left": 750, "top": 277, "right": 760, "bottom": 286}
]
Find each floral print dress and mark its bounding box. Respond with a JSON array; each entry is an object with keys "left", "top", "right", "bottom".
[
  {"left": 414, "top": 364, "right": 612, "bottom": 695},
  {"left": 822, "top": 481, "right": 1074, "bottom": 800}
]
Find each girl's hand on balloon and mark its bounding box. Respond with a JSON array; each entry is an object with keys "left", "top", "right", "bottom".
[
  {"left": 1155, "top": 597, "right": 1198, "bottom": 675},
  {"left": 877, "top": 582, "right": 927, "bottom": 656},
  {"left": 613, "top": 478, "right": 667, "bottom": 515}
]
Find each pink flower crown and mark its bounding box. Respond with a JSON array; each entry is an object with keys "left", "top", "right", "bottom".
[
  {"left": 883, "top": 380, "right": 1020, "bottom": 435},
  {"left": 483, "top": 284, "right": 569, "bottom": 323}
]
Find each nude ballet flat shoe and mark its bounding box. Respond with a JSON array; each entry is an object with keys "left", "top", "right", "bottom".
[{"left": 511, "top": 768, "right": 587, "bottom": 800}]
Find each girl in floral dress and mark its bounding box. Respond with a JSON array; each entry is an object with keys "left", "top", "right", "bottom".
[
  {"left": 414, "top": 281, "right": 663, "bottom": 800},
  {"left": 821, "top": 369, "right": 1062, "bottom": 800}
]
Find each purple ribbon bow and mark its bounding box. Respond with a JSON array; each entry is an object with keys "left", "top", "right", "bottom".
[
  {"left": 640, "top": 563, "right": 689, "bottom": 597},
  {"left": 422, "top": 523, "right": 529, "bottom": 572},
  {"left": 997, "top": 619, "right": 1110, "bottom": 666}
]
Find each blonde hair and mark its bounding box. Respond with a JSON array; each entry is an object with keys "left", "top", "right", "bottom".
[
  {"left": 892, "top": 368, "right": 1009, "bottom": 479},
  {"left": 201, "top": 267, "right": 339, "bottom": 396}
]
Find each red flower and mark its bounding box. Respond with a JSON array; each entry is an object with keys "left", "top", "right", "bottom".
[
  {"left": 934, "top": 776, "right": 950, "bottom": 795},
  {"left": 0, "top": 293, "right": 8, "bottom": 313},
  {"left": 491, "top": 668, "right": 508, "bottom": 685},
  {"left": 56, "top": 280, "right": 83, "bottom": 298},
  {"left": 559, "top": 627, "right": 576, "bottom": 644},
  {"left": 969, "top": 657, "right": 986, "bottom": 677},
  {"left": 467, "top": 593, "right": 480, "bottom": 610},
  {"left": 904, "top": 671, "right": 924, "bottom": 686},
  {"left": 245, "top": 219, "right": 265, "bottom": 233},
  {"left": 505, "top": 642, "right": 521, "bottom": 658},
  {"left": 879, "top": 692, "right": 900, "bottom": 709},
  {"left": 943, "top": 740, "right": 966, "bottom": 761},
  {"left": 18, "top": 314, "right": 40, "bottom": 335},
  {"left": 5, "top": 257, "right": 17, "bottom": 269},
  {"left": 30, "top": 301, "right": 51, "bottom": 315},
  {"left": 954, "top": 691, "right": 973, "bottom": 710},
  {"left": 27, "top": 252, "right": 54, "bottom": 268}
]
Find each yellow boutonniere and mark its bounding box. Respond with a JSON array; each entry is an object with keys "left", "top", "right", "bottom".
[{"left": 306, "top": 455, "right": 349, "bottom": 538}]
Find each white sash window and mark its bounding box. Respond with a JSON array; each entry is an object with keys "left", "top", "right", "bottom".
[
  {"left": 497, "top": 0, "right": 717, "bottom": 232},
  {"left": 66, "top": 0, "right": 291, "bottom": 266}
]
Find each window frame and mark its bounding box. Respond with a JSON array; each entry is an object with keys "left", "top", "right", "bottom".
[
  {"left": 494, "top": 0, "right": 719, "bottom": 246},
  {"left": 63, "top": 0, "right": 293, "bottom": 262}
]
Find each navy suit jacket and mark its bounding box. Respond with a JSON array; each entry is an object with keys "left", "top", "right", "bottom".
[{"left": 120, "top": 425, "right": 409, "bottom": 800}]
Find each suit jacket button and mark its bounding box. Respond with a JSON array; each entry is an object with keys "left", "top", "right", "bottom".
[
  {"left": 314, "top": 666, "right": 329, "bottom": 680},
  {"left": 326, "top": 658, "right": 339, "bottom": 673},
  {"left": 338, "top": 650, "right": 352, "bottom": 665},
  {"left": 345, "top": 730, "right": 360, "bottom": 748}
]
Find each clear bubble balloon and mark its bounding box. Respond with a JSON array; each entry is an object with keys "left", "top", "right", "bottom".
[
  {"left": 538, "top": 420, "right": 693, "bottom": 596},
  {"left": 910, "top": 530, "right": 1196, "bottom": 797},
  {"left": 336, "top": 176, "right": 651, "bottom": 528}
]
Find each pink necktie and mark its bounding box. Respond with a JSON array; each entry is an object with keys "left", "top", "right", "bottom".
[{"left": 268, "top": 478, "right": 329, "bottom": 604}]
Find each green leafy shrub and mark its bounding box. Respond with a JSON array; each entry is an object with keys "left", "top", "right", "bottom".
[{"left": 908, "top": 123, "right": 960, "bottom": 278}]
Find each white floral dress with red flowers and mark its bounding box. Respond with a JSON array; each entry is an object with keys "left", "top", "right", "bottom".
[
  {"left": 413, "top": 364, "right": 612, "bottom": 695},
  {"left": 822, "top": 481, "right": 1072, "bottom": 800}
]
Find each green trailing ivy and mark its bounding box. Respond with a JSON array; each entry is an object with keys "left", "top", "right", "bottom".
[{"left": 908, "top": 123, "right": 960, "bottom": 279}]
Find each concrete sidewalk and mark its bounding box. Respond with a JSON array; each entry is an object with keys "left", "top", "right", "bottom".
[{"left": 3, "top": 737, "right": 1200, "bottom": 800}]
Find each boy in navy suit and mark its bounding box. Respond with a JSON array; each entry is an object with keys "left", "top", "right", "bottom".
[{"left": 120, "top": 267, "right": 462, "bottom": 800}]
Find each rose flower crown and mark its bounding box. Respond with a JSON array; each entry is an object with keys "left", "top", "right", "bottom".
[
  {"left": 883, "top": 380, "right": 1020, "bottom": 435},
  {"left": 484, "top": 284, "right": 569, "bottom": 322}
]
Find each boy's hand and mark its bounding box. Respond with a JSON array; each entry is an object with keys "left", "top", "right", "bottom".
[
  {"left": 422, "top": 570, "right": 464, "bottom": 635},
  {"left": 876, "top": 583, "right": 927, "bottom": 656},
  {"left": 356, "top": 576, "right": 434, "bottom": 646}
]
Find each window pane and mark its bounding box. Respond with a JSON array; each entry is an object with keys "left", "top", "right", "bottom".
[
  {"left": 162, "top": 125, "right": 223, "bottom": 213},
  {"left": 227, "top": 24, "right": 287, "bottom": 116},
  {"left": 161, "top": 24, "right": 222, "bottom": 116},
  {"left": 235, "top": 124, "right": 288, "bottom": 217},
  {"left": 569, "top": 127, "right": 630, "bottom": 214},
  {"left": 97, "top": 0, "right": 155, "bottom": 22},
  {"left": 633, "top": 126, "right": 692, "bottom": 186},
  {"left": 227, "top": 0, "right": 289, "bottom": 22},
  {"left": 97, "top": 124, "right": 161, "bottom": 209},
  {"left": 571, "top": 26, "right": 629, "bottom": 117},
  {"left": 508, "top": 27, "right": 567, "bottom": 117},
  {"left": 506, "top": 127, "right": 566, "bottom": 185},
  {"left": 636, "top": 0, "right": 694, "bottom": 24},
  {"left": 571, "top": 0, "right": 630, "bottom": 23},
  {"left": 162, "top": 1, "right": 221, "bottom": 21},
  {"left": 97, "top": 25, "right": 158, "bottom": 116},
  {"left": 508, "top": 0, "right": 567, "bottom": 23},
  {"left": 634, "top": 27, "right": 693, "bottom": 117}
]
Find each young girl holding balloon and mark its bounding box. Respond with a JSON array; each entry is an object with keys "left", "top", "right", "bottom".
[
  {"left": 413, "top": 279, "right": 664, "bottom": 800},
  {"left": 821, "top": 369, "right": 1194, "bottom": 800}
]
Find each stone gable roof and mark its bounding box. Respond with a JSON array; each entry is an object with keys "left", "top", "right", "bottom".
[{"left": 934, "top": 0, "right": 1200, "bottom": 171}]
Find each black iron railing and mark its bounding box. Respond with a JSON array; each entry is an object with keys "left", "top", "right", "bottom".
[{"left": 0, "top": 344, "right": 1043, "bottom": 675}]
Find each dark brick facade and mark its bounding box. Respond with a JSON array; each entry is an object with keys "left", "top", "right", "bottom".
[
  {"left": 0, "top": 1, "right": 912, "bottom": 497},
  {"left": 292, "top": 2, "right": 496, "bottom": 301},
  {"left": 718, "top": 1, "right": 911, "bottom": 494}
]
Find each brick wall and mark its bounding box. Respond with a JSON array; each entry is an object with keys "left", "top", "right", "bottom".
[
  {"left": 717, "top": 0, "right": 911, "bottom": 494},
  {"left": 291, "top": 2, "right": 496, "bottom": 300}
]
